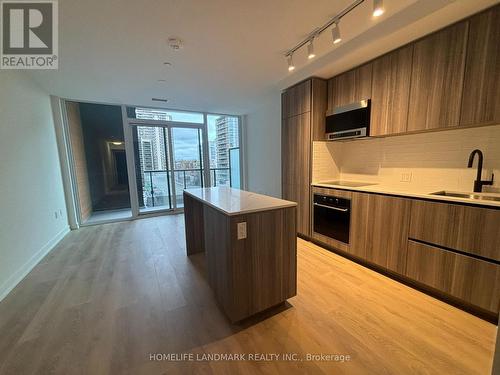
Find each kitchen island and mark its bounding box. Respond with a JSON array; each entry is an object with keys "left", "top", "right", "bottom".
[{"left": 183, "top": 187, "right": 297, "bottom": 322}]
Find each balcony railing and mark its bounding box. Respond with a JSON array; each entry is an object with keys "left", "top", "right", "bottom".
[{"left": 141, "top": 168, "right": 230, "bottom": 208}]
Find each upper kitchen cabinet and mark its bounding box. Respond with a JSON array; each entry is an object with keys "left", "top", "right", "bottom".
[
  {"left": 460, "top": 6, "right": 500, "bottom": 126},
  {"left": 370, "top": 45, "right": 413, "bottom": 136},
  {"left": 282, "top": 79, "right": 311, "bottom": 118},
  {"left": 282, "top": 78, "right": 327, "bottom": 140},
  {"left": 310, "top": 79, "right": 328, "bottom": 141},
  {"left": 407, "top": 21, "right": 468, "bottom": 131},
  {"left": 327, "top": 63, "right": 373, "bottom": 111}
]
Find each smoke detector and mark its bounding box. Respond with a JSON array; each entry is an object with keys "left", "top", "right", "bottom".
[{"left": 167, "top": 38, "right": 183, "bottom": 51}]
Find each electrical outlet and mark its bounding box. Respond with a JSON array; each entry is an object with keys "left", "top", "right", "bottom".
[
  {"left": 400, "top": 172, "right": 412, "bottom": 183},
  {"left": 237, "top": 222, "right": 247, "bottom": 240}
]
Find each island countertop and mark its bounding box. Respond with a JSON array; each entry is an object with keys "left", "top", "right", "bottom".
[{"left": 183, "top": 187, "right": 297, "bottom": 216}]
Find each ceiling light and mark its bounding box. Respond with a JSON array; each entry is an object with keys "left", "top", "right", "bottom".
[
  {"left": 284, "top": 0, "right": 379, "bottom": 71},
  {"left": 112, "top": 141, "right": 123, "bottom": 146},
  {"left": 163, "top": 62, "right": 172, "bottom": 66},
  {"left": 152, "top": 98, "right": 169, "bottom": 103},
  {"left": 307, "top": 39, "right": 316, "bottom": 59},
  {"left": 287, "top": 54, "right": 295, "bottom": 72},
  {"left": 332, "top": 22, "right": 341, "bottom": 44},
  {"left": 373, "top": 0, "right": 385, "bottom": 17}
]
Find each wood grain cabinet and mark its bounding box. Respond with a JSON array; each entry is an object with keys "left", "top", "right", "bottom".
[
  {"left": 407, "top": 21, "right": 469, "bottom": 131},
  {"left": 350, "top": 193, "right": 411, "bottom": 274},
  {"left": 282, "top": 80, "right": 311, "bottom": 118},
  {"left": 327, "top": 63, "right": 372, "bottom": 111},
  {"left": 282, "top": 78, "right": 327, "bottom": 237},
  {"left": 406, "top": 240, "right": 500, "bottom": 313},
  {"left": 370, "top": 45, "right": 413, "bottom": 136},
  {"left": 460, "top": 6, "right": 500, "bottom": 126},
  {"left": 282, "top": 112, "right": 311, "bottom": 236},
  {"left": 409, "top": 200, "right": 500, "bottom": 262}
]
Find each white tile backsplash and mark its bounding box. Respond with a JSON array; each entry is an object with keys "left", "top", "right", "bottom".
[
  {"left": 312, "top": 142, "right": 341, "bottom": 182},
  {"left": 312, "top": 124, "right": 500, "bottom": 193}
]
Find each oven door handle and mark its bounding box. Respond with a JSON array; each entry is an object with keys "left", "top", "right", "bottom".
[{"left": 313, "top": 202, "right": 349, "bottom": 212}]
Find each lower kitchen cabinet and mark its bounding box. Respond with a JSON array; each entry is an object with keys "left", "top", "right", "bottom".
[
  {"left": 311, "top": 185, "right": 500, "bottom": 317},
  {"left": 350, "top": 193, "right": 411, "bottom": 274},
  {"left": 406, "top": 240, "right": 500, "bottom": 314},
  {"left": 409, "top": 200, "right": 500, "bottom": 262}
]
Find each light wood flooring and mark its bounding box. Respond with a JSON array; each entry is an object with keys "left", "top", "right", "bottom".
[{"left": 0, "top": 214, "right": 496, "bottom": 374}]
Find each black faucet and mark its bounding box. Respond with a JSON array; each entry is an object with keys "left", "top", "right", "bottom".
[{"left": 467, "top": 149, "right": 494, "bottom": 192}]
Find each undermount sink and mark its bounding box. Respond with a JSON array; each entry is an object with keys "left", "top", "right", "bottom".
[{"left": 430, "top": 191, "right": 500, "bottom": 202}]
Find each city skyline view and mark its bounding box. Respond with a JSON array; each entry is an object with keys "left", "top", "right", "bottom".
[{"left": 132, "top": 108, "right": 241, "bottom": 211}]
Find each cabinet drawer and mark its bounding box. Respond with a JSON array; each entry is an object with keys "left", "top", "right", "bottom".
[
  {"left": 406, "top": 240, "right": 500, "bottom": 313},
  {"left": 409, "top": 200, "right": 500, "bottom": 261}
]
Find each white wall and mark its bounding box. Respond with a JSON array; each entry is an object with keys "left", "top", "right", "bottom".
[
  {"left": 0, "top": 71, "right": 69, "bottom": 301},
  {"left": 245, "top": 91, "right": 282, "bottom": 198}
]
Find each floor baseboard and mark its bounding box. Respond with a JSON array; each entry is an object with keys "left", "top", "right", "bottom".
[{"left": 0, "top": 226, "right": 70, "bottom": 302}]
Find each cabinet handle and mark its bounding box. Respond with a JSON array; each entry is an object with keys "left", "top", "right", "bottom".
[{"left": 313, "top": 202, "right": 349, "bottom": 212}]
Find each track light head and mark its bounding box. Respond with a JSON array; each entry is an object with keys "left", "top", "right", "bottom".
[
  {"left": 307, "top": 39, "right": 316, "bottom": 59},
  {"left": 373, "top": 0, "right": 385, "bottom": 17},
  {"left": 332, "top": 22, "right": 341, "bottom": 44},
  {"left": 287, "top": 54, "right": 295, "bottom": 71}
]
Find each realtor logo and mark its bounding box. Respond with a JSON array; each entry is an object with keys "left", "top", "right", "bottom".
[{"left": 1, "top": 0, "right": 58, "bottom": 69}]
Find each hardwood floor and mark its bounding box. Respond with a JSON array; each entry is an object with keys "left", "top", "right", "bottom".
[{"left": 0, "top": 214, "right": 496, "bottom": 374}]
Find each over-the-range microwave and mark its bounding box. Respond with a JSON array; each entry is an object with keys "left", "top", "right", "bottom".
[{"left": 325, "top": 99, "right": 371, "bottom": 141}]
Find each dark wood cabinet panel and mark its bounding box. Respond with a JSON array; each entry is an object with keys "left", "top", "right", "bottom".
[
  {"left": 371, "top": 45, "right": 413, "bottom": 136},
  {"left": 201, "top": 204, "right": 297, "bottom": 322},
  {"left": 311, "top": 78, "right": 328, "bottom": 141},
  {"left": 460, "top": 6, "right": 500, "bottom": 126},
  {"left": 349, "top": 193, "right": 370, "bottom": 260},
  {"left": 183, "top": 193, "right": 205, "bottom": 255},
  {"left": 327, "top": 63, "right": 373, "bottom": 111},
  {"left": 409, "top": 200, "right": 500, "bottom": 262},
  {"left": 350, "top": 193, "right": 410, "bottom": 274},
  {"left": 406, "top": 240, "right": 500, "bottom": 313},
  {"left": 407, "top": 21, "right": 468, "bottom": 131},
  {"left": 281, "top": 80, "right": 311, "bottom": 118},
  {"left": 230, "top": 208, "right": 297, "bottom": 317},
  {"left": 282, "top": 113, "right": 311, "bottom": 236},
  {"left": 282, "top": 78, "right": 326, "bottom": 236}
]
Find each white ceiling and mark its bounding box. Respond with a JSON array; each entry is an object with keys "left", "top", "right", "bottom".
[{"left": 28, "top": 0, "right": 498, "bottom": 114}]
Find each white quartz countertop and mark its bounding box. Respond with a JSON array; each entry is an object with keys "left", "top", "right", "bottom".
[
  {"left": 184, "top": 187, "right": 297, "bottom": 216},
  {"left": 312, "top": 181, "right": 500, "bottom": 208}
]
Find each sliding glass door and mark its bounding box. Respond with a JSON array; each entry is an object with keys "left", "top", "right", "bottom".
[
  {"left": 132, "top": 125, "right": 172, "bottom": 213},
  {"left": 132, "top": 124, "right": 204, "bottom": 212},
  {"left": 170, "top": 127, "right": 204, "bottom": 208}
]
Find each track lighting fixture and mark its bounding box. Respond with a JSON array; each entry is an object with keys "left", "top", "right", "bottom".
[
  {"left": 373, "top": 0, "right": 385, "bottom": 17},
  {"left": 284, "top": 0, "right": 385, "bottom": 71},
  {"left": 331, "top": 22, "right": 341, "bottom": 44},
  {"left": 307, "top": 39, "right": 316, "bottom": 59},
  {"left": 287, "top": 54, "right": 295, "bottom": 71}
]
